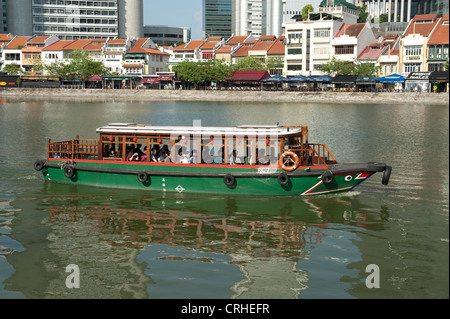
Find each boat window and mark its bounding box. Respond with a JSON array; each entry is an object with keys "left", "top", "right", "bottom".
[
  {"left": 125, "top": 137, "right": 147, "bottom": 162},
  {"left": 102, "top": 136, "right": 123, "bottom": 160}
]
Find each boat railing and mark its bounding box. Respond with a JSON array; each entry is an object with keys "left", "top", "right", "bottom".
[
  {"left": 283, "top": 144, "right": 337, "bottom": 166},
  {"left": 48, "top": 137, "right": 99, "bottom": 160},
  {"left": 309, "top": 143, "right": 338, "bottom": 164}
]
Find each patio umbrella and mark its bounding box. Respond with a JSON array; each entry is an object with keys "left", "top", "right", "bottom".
[
  {"left": 376, "top": 74, "right": 405, "bottom": 83},
  {"left": 285, "top": 75, "right": 307, "bottom": 82},
  {"left": 306, "top": 75, "right": 332, "bottom": 82},
  {"left": 261, "top": 74, "right": 287, "bottom": 82}
]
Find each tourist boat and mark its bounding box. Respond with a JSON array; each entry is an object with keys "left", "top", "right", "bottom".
[{"left": 34, "top": 123, "right": 391, "bottom": 196}]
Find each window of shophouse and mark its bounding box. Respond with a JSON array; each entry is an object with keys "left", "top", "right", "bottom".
[
  {"left": 405, "top": 46, "right": 422, "bottom": 56},
  {"left": 404, "top": 63, "right": 421, "bottom": 73},
  {"left": 335, "top": 45, "right": 354, "bottom": 55}
]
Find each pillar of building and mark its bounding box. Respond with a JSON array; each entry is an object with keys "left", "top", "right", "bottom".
[
  {"left": 400, "top": 0, "right": 404, "bottom": 22},
  {"left": 394, "top": 0, "right": 398, "bottom": 22},
  {"left": 388, "top": 0, "right": 392, "bottom": 22},
  {"left": 407, "top": 0, "right": 411, "bottom": 21}
]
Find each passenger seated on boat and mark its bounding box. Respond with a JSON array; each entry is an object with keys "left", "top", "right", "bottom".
[
  {"left": 158, "top": 150, "right": 171, "bottom": 163},
  {"left": 229, "top": 150, "right": 242, "bottom": 165},
  {"left": 141, "top": 146, "right": 148, "bottom": 161},
  {"left": 127, "top": 151, "right": 139, "bottom": 161},
  {"left": 191, "top": 150, "right": 198, "bottom": 164},
  {"left": 150, "top": 147, "right": 159, "bottom": 162},
  {"left": 108, "top": 146, "right": 117, "bottom": 158},
  {"left": 182, "top": 152, "right": 192, "bottom": 164},
  {"left": 202, "top": 146, "right": 214, "bottom": 164},
  {"left": 213, "top": 150, "right": 223, "bottom": 164}
]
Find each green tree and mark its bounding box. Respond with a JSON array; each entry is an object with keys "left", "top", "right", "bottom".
[
  {"left": 357, "top": 4, "right": 369, "bottom": 23},
  {"left": 353, "top": 61, "right": 379, "bottom": 78},
  {"left": 44, "top": 49, "right": 109, "bottom": 87},
  {"left": 445, "top": 59, "right": 449, "bottom": 70},
  {"left": 2, "top": 63, "right": 23, "bottom": 75},
  {"left": 301, "top": 4, "right": 314, "bottom": 20},
  {"left": 321, "top": 56, "right": 355, "bottom": 76},
  {"left": 232, "top": 56, "right": 266, "bottom": 71}
]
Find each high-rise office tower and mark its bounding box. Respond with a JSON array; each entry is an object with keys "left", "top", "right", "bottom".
[
  {"left": 5, "top": 0, "right": 143, "bottom": 39},
  {"left": 203, "top": 0, "right": 233, "bottom": 39}
]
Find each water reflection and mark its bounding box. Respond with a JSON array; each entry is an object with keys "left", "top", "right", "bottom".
[{"left": 5, "top": 183, "right": 390, "bottom": 299}]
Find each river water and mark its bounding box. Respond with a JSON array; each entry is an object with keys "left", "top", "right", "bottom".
[{"left": 0, "top": 97, "right": 448, "bottom": 299}]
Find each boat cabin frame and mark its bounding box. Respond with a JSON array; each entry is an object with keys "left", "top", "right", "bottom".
[{"left": 47, "top": 124, "right": 337, "bottom": 167}]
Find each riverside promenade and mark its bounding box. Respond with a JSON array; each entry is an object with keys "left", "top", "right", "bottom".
[{"left": 1, "top": 88, "right": 449, "bottom": 105}]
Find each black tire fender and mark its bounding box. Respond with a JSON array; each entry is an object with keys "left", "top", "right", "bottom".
[
  {"left": 321, "top": 170, "right": 334, "bottom": 184},
  {"left": 278, "top": 172, "right": 290, "bottom": 186},
  {"left": 138, "top": 171, "right": 149, "bottom": 183},
  {"left": 382, "top": 165, "right": 392, "bottom": 185},
  {"left": 34, "top": 160, "right": 45, "bottom": 171},
  {"left": 223, "top": 174, "right": 236, "bottom": 187},
  {"left": 64, "top": 166, "right": 75, "bottom": 178}
]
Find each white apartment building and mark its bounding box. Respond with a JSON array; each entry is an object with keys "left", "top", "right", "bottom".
[
  {"left": 6, "top": 0, "right": 143, "bottom": 40},
  {"left": 233, "top": 0, "right": 323, "bottom": 38},
  {"left": 102, "top": 38, "right": 132, "bottom": 73},
  {"left": 283, "top": 14, "right": 344, "bottom": 76}
]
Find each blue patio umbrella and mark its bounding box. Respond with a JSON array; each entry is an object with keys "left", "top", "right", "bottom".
[
  {"left": 261, "top": 74, "right": 287, "bottom": 82},
  {"left": 285, "top": 75, "right": 307, "bottom": 82},
  {"left": 376, "top": 74, "right": 405, "bottom": 83},
  {"left": 306, "top": 75, "right": 332, "bottom": 82}
]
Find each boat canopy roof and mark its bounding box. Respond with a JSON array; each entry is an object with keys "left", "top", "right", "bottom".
[{"left": 96, "top": 123, "right": 305, "bottom": 137}]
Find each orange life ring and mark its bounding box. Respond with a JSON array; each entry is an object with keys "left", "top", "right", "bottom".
[{"left": 279, "top": 151, "right": 300, "bottom": 172}]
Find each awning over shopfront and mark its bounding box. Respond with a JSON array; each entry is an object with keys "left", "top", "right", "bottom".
[
  {"left": 376, "top": 73, "right": 405, "bottom": 83},
  {"left": 406, "top": 72, "right": 432, "bottom": 81},
  {"left": 429, "top": 71, "right": 449, "bottom": 83},
  {"left": 331, "top": 75, "right": 356, "bottom": 84},
  {"left": 141, "top": 77, "right": 160, "bottom": 84},
  {"left": 159, "top": 75, "right": 174, "bottom": 81},
  {"left": 405, "top": 72, "right": 432, "bottom": 92},
  {"left": 231, "top": 70, "right": 270, "bottom": 81},
  {"left": 356, "top": 77, "right": 376, "bottom": 85},
  {"left": 86, "top": 75, "right": 103, "bottom": 81}
]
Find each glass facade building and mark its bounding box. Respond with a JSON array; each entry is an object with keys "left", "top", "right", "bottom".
[{"left": 203, "top": 0, "right": 232, "bottom": 39}]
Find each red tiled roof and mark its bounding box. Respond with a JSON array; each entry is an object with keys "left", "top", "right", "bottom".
[
  {"left": 63, "top": 39, "right": 93, "bottom": 50},
  {"left": 215, "top": 45, "right": 233, "bottom": 53},
  {"left": 232, "top": 45, "right": 252, "bottom": 57},
  {"left": 335, "top": 23, "right": 366, "bottom": 38},
  {"left": 84, "top": 43, "right": 104, "bottom": 51},
  {"left": 5, "top": 36, "right": 30, "bottom": 49},
  {"left": 108, "top": 39, "right": 127, "bottom": 44},
  {"left": 358, "top": 43, "right": 389, "bottom": 60},
  {"left": 199, "top": 40, "right": 218, "bottom": 50},
  {"left": 403, "top": 14, "right": 440, "bottom": 37},
  {"left": 128, "top": 38, "right": 170, "bottom": 55},
  {"left": 267, "top": 39, "right": 285, "bottom": 55},
  {"left": 251, "top": 39, "right": 276, "bottom": 51},
  {"left": 42, "top": 40, "right": 75, "bottom": 51},
  {"left": 226, "top": 35, "right": 248, "bottom": 45},
  {"left": 428, "top": 15, "right": 449, "bottom": 45},
  {"left": 28, "top": 35, "right": 51, "bottom": 44},
  {"left": 183, "top": 40, "right": 206, "bottom": 50},
  {"left": 208, "top": 36, "right": 222, "bottom": 41},
  {"left": 128, "top": 38, "right": 151, "bottom": 53},
  {"left": 172, "top": 40, "right": 206, "bottom": 51}
]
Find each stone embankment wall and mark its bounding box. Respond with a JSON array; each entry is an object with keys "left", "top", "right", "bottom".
[{"left": 1, "top": 88, "right": 448, "bottom": 105}]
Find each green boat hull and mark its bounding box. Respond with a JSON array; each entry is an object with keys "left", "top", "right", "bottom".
[{"left": 37, "top": 159, "right": 391, "bottom": 196}]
